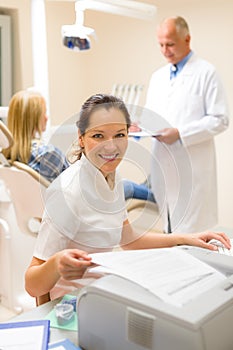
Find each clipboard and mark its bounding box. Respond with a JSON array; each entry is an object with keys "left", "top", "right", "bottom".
[{"left": 128, "top": 127, "right": 162, "bottom": 138}]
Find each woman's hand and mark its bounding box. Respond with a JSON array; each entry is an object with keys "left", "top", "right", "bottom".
[
  {"left": 56, "top": 249, "right": 92, "bottom": 280},
  {"left": 182, "top": 231, "right": 231, "bottom": 251}
]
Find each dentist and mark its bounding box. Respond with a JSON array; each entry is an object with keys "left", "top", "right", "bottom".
[{"left": 146, "top": 16, "right": 229, "bottom": 233}]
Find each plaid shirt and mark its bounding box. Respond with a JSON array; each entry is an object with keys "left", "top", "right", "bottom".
[{"left": 29, "top": 140, "right": 69, "bottom": 182}]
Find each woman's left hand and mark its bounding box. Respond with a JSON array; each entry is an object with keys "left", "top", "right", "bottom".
[{"left": 183, "top": 231, "right": 231, "bottom": 251}]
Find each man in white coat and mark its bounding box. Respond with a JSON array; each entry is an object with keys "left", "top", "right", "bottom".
[{"left": 145, "top": 16, "right": 229, "bottom": 233}]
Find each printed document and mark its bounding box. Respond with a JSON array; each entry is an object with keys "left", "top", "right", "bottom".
[{"left": 90, "top": 248, "right": 226, "bottom": 307}]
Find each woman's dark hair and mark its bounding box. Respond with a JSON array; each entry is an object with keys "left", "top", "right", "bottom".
[
  {"left": 69, "top": 94, "right": 131, "bottom": 162},
  {"left": 77, "top": 93, "right": 131, "bottom": 135}
]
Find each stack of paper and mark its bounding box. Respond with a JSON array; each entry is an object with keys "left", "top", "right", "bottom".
[{"left": 90, "top": 248, "right": 226, "bottom": 307}]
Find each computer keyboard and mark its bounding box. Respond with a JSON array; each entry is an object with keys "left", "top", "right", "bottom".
[{"left": 210, "top": 239, "right": 233, "bottom": 256}]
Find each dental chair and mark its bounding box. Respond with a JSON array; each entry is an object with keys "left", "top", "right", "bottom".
[{"left": 0, "top": 121, "right": 50, "bottom": 313}]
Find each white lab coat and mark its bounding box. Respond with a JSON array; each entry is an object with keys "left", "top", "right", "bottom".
[
  {"left": 145, "top": 53, "right": 229, "bottom": 233},
  {"left": 34, "top": 155, "right": 127, "bottom": 299}
]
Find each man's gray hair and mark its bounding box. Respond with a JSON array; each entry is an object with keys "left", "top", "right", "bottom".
[{"left": 174, "top": 16, "right": 190, "bottom": 37}]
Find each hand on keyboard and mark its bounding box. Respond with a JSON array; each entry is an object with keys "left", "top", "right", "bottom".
[{"left": 209, "top": 239, "right": 233, "bottom": 256}]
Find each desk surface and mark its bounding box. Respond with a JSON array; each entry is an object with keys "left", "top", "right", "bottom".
[{"left": 10, "top": 296, "right": 78, "bottom": 346}]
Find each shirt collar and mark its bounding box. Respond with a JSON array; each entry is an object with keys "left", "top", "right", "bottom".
[
  {"left": 175, "top": 50, "right": 193, "bottom": 74},
  {"left": 80, "top": 154, "right": 116, "bottom": 190}
]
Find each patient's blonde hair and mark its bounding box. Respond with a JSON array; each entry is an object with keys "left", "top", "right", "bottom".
[{"left": 3, "top": 90, "right": 46, "bottom": 163}]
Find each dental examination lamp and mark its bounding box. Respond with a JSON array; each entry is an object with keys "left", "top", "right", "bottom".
[
  {"left": 62, "top": 4, "right": 94, "bottom": 51},
  {"left": 61, "top": 0, "right": 157, "bottom": 51}
]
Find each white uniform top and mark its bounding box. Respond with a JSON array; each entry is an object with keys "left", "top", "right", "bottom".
[
  {"left": 34, "top": 155, "right": 127, "bottom": 299},
  {"left": 146, "top": 53, "right": 229, "bottom": 233}
]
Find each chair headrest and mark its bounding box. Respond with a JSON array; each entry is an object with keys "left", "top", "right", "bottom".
[
  {"left": 0, "top": 120, "right": 13, "bottom": 149},
  {"left": 13, "top": 161, "right": 50, "bottom": 188}
]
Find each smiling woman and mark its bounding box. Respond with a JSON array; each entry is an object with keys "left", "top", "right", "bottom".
[
  {"left": 25, "top": 93, "right": 231, "bottom": 303},
  {"left": 78, "top": 108, "right": 128, "bottom": 179},
  {"left": 69, "top": 93, "right": 131, "bottom": 182}
]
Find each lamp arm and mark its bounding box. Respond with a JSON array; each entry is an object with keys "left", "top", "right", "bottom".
[{"left": 75, "top": 0, "right": 156, "bottom": 21}]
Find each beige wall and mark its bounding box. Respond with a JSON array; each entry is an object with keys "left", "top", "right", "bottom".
[
  {"left": 45, "top": 0, "right": 157, "bottom": 122},
  {"left": 0, "top": 0, "right": 33, "bottom": 91},
  {"left": 0, "top": 0, "right": 232, "bottom": 228}
]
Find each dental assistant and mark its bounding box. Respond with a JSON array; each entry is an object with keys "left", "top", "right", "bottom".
[{"left": 25, "top": 94, "right": 231, "bottom": 302}]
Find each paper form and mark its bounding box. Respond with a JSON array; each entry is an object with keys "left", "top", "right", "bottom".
[
  {"left": 0, "top": 325, "right": 46, "bottom": 349},
  {"left": 0, "top": 319, "right": 49, "bottom": 350},
  {"left": 89, "top": 248, "right": 226, "bottom": 307}
]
